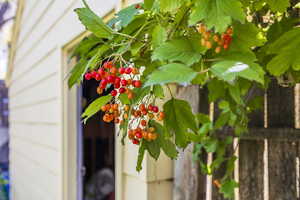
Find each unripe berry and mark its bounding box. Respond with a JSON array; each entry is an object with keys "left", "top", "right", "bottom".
[
  {"left": 125, "top": 67, "right": 132, "bottom": 74},
  {"left": 127, "top": 92, "right": 134, "bottom": 100},
  {"left": 132, "top": 68, "right": 139, "bottom": 74},
  {"left": 85, "top": 73, "right": 92, "bottom": 80},
  {"left": 201, "top": 38, "right": 206, "bottom": 46},
  {"left": 213, "top": 35, "right": 220, "bottom": 42},
  {"left": 101, "top": 105, "right": 107, "bottom": 112},
  {"left": 124, "top": 105, "right": 130, "bottom": 112},
  {"left": 111, "top": 90, "right": 118, "bottom": 96},
  {"left": 97, "top": 87, "right": 103, "bottom": 95},
  {"left": 223, "top": 44, "right": 229, "bottom": 50},
  {"left": 103, "top": 61, "right": 113, "bottom": 69},
  {"left": 110, "top": 67, "right": 117, "bottom": 74},
  {"left": 215, "top": 46, "right": 221, "bottom": 54},
  {"left": 141, "top": 120, "right": 147, "bottom": 126},
  {"left": 205, "top": 41, "right": 212, "bottom": 49}
]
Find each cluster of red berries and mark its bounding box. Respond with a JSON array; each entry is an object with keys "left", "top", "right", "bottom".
[
  {"left": 84, "top": 61, "right": 142, "bottom": 100},
  {"left": 127, "top": 103, "right": 165, "bottom": 145},
  {"left": 197, "top": 24, "right": 233, "bottom": 53}
]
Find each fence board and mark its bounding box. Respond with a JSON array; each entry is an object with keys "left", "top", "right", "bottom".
[
  {"left": 268, "top": 141, "right": 297, "bottom": 200},
  {"left": 248, "top": 87, "right": 265, "bottom": 128},
  {"left": 267, "top": 80, "right": 295, "bottom": 127},
  {"left": 239, "top": 140, "right": 264, "bottom": 200}
]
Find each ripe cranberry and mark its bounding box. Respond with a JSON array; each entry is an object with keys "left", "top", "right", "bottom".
[
  {"left": 107, "top": 75, "right": 115, "bottom": 83},
  {"left": 119, "top": 87, "right": 126, "bottom": 94},
  {"left": 152, "top": 106, "right": 159, "bottom": 113},
  {"left": 125, "top": 67, "right": 132, "bottom": 74},
  {"left": 133, "top": 80, "right": 142, "bottom": 88},
  {"left": 100, "top": 84, "right": 106, "bottom": 89},
  {"left": 148, "top": 104, "right": 154, "bottom": 111},
  {"left": 114, "top": 82, "right": 121, "bottom": 89},
  {"left": 95, "top": 74, "right": 102, "bottom": 81},
  {"left": 111, "top": 90, "right": 118, "bottom": 96},
  {"left": 119, "top": 67, "right": 125, "bottom": 74},
  {"left": 84, "top": 73, "right": 92, "bottom": 80},
  {"left": 121, "top": 79, "right": 127, "bottom": 86},
  {"left": 101, "top": 79, "right": 108, "bottom": 85},
  {"left": 132, "top": 139, "right": 140, "bottom": 145}
]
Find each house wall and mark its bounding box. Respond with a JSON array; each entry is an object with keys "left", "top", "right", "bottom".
[{"left": 8, "top": 0, "right": 173, "bottom": 200}]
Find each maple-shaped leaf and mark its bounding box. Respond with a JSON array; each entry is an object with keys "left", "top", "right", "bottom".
[
  {"left": 267, "top": 28, "right": 300, "bottom": 76},
  {"left": 189, "top": 0, "right": 246, "bottom": 32}
]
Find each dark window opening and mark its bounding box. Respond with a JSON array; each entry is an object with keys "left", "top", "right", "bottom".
[{"left": 81, "top": 78, "right": 115, "bottom": 200}]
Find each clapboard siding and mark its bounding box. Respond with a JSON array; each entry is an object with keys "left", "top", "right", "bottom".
[
  {"left": 9, "top": 1, "right": 118, "bottom": 200},
  {"left": 10, "top": 123, "right": 61, "bottom": 150}
]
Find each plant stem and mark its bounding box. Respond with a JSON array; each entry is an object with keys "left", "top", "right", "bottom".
[{"left": 166, "top": 84, "right": 174, "bottom": 98}]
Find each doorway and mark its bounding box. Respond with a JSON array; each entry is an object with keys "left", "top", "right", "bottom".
[{"left": 78, "top": 78, "right": 116, "bottom": 200}]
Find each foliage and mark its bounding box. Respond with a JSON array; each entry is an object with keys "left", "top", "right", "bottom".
[{"left": 69, "top": 0, "right": 300, "bottom": 198}]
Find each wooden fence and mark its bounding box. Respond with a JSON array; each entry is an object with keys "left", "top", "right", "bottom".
[{"left": 197, "top": 81, "right": 300, "bottom": 200}]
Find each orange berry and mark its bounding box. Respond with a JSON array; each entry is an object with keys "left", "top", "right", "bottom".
[
  {"left": 215, "top": 46, "right": 221, "bottom": 54},
  {"left": 148, "top": 127, "right": 155, "bottom": 132},
  {"left": 128, "top": 92, "right": 134, "bottom": 100},
  {"left": 127, "top": 79, "right": 133, "bottom": 85},
  {"left": 148, "top": 133, "right": 158, "bottom": 140},
  {"left": 141, "top": 110, "right": 148, "bottom": 115},
  {"left": 105, "top": 104, "right": 111, "bottom": 110},
  {"left": 132, "top": 68, "right": 139, "bottom": 75},
  {"left": 124, "top": 105, "right": 130, "bottom": 112},
  {"left": 139, "top": 104, "right": 146, "bottom": 111},
  {"left": 205, "top": 41, "right": 212, "bottom": 49},
  {"left": 112, "top": 104, "right": 118, "bottom": 110},
  {"left": 226, "top": 27, "right": 233, "bottom": 35},
  {"left": 203, "top": 31, "right": 211, "bottom": 40},
  {"left": 218, "top": 39, "right": 224, "bottom": 46},
  {"left": 223, "top": 44, "right": 229, "bottom": 50},
  {"left": 197, "top": 24, "right": 206, "bottom": 33},
  {"left": 123, "top": 113, "right": 128, "bottom": 119},
  {"left": 142, "top": 131, "right": 148, "bottom": 139},
  {"left": 97, "top": 87, "right": 103, "bottom": 95},
  {"left": 101, "top": 105, "right": 107, "bottom": 112},
  {"left": 213, "top": 34, "right": 220, "bottom": 42},
  {"left": 141, "top": 120, "right": 147, "bottom": 126}
]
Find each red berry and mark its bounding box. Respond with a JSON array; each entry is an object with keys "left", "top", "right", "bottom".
[
  {"left": 119, "top": 67, "right": 126, "bottom": 74},
  {"left": 91, "top": 71, "right": 97, "bottom": 78},
  {"left": 101, "top": 79, "right": 108, "bottom": 85},
  {"left": 115, "top": 77, "right": 121, "bottom": 83},
  {"left": 111, "top": 90, "right": 118, "bottom": 96},
  {"left": 152, "top": 106, "right": 159, "bottom": 113},
  {"left": 84, "top": 73, "right": 92, "bottom": 80},
  {"left": 132, "top": 139, "right": 140, "bottom": 145},
  {"left": 98, "top": 68, "right": 106, "bottom": 76},
  {"left": 114, "top": 82, "right": 121, "bottom": 89},
  {"left": 119, "top": 87, "right": 126, "bottom": 94},
  {"left": 148, "top": 104, "right": 154, "bottom": 111},
  {"left": 121, "top": 79, "right": 127, "bottom": 86},
  {"left": 133, "top": 80, "right": 142, "bottom": 88},
  {"left": 135, "top": 4, "right": 141, "bottom": 9},
  {"left": 135, "top": 132, "right": 143, "bottom": 139},
  {"left": 125, "top": 67, "right": 132, "bottom": 74},
  {"left": 107, "top": 75, "right": 115, "bottom": 83},
  {"left": 103, "top": 61, "right": 114, "bottom": 69},
  {"left": 95, "top": 74, "right": 102, "bottom": 81}
]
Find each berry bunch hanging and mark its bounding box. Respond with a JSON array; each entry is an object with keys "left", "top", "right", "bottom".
[{"left": 70, "top": 0, "right": 300, "bottom": 198}]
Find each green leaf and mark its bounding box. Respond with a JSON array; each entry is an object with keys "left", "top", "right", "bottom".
[
  {"left": 266, "top": 0, "right": 290, "bottom": 12},
  {"left": 196, "top": 113, "right": 211, "bottom": 124},
  {"left": 207, "top": 79, "right": 226, "bottom": 102},
  {"left": 145, "top": 139, "right": 161, "bottom": 160},
  {"left": 152, "top": 25, "right": 167, "bottom": 49},
  {"left": 210, "top": 61, "right": 264, "bottom": 84},
  {"left": 111, "top": 5, "right": 140, "bottom": 29},
  {"left": 71, "top": 35, "right": 101, "bottom": 57},
  {"left": 132, "top": 86, "right": 151, "bottom": 104},
  {"left": 228, "top": 85, "right": 243, "bottom": 105},
  {"left": 153, "top": 85, "right": 164, "bottom": 98},
  {"left": 159, "top": 0, "right": 184, "bottom": 12},
  {"left": 267, "top": 17, "right": 299, "bottom": 42},
  {"left": 267, "top": 28, "right": 300, "bottom": 75},
  {"left": 189, "top": 0, "right": 245, "bottom": 32},
  {"left": 145, "top": 63, "right": 197, "bottom": 86},
  {"left": 75, "top": 7, "right": 113, "bottom": 39},
  {"left": 152, "top": 39, "right": 204, "bottom": 66},
  {"left": 215, "top": 112, "right": 230, "bottom": 129},
  {"left": 82, "top": 95, "right": 112, "bottom": 123},
  {"left": 136, "top": 140, "right": 146, "bottom": 171},
  {"left": 144, "top": 0, "right": 154, "bottom": 10},
  {"left": 231, "top": 22, "right": 265, "bottom": 51},
  {"left": 119, "top": 93, "right": 131, "bottom": 105},
  {"left": 150, "top": 120, "right": 178, "bottom": 159},
  {"left": 163, "top": 98, "right": 197, "bottom": 147},
  {"left": 68, "top": 58, "right": 87, "bottom": 88},
  {"left": 203, "top": 138, "right": 218, "bottom": 153},
  {"left": 86, "top": 44, "right": 110, "bottom": 70},
  {"left": 220, "top": 179, "right": 239, "bottom": 198}
]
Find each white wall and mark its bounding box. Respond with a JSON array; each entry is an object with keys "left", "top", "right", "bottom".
[
  {"left": 9, "top": 0, "right": 118, "bottom": 199},
  {"left": 9, "top": 0, "right": 173, "bottom": 199}
]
